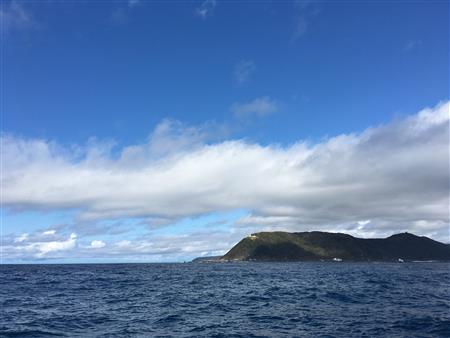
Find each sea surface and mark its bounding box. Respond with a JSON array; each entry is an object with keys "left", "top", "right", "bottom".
[{"left": 1, "top": 262, "right": 449, "bottom": 337}]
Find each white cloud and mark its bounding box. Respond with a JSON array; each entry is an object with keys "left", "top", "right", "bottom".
[
  {"left": 14, "top": 233, "right": 29, "bottom": 243},
  {"left": 7, "top": 233, "right": 78, "bottom": 258},
  {"left": 2, "top": 101, "right": 450, "bottom": 246},
  {"left": 195, "top": 0, "right": 217, "bottom": 19},
  {"left": 90, "top": 240, "right": 106, "bottom": 249},
  {"left": 357, "top": 220, "right": 371, "bottom": 226},
  {"left": 80, "top": 229, "right": 236, "bottom": 261},
  {"left": 0, "top": 1, "right": 36, "bottom": 33},
  {"left": 42, "top": 229, "right": 56, "bottom": 236},
  {"left": 116, "top": 240, "right": 132, "bottom": 248},
  {"left": 231, "top": 96, "right": 278, "bottom": 119},
  {"left": 36, "top": 233, "right": 77, "bottom": 256},
  {"left": 234, "top": 60, "right": 256, "bottom": 85}
]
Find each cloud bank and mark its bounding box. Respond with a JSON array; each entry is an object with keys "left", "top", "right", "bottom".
[
  {"left": 3, "top": 228, "right": 236, "bottom": 262},
  {"left": 2, "top": 101, "right": 449, "bottom": 260},
  {"left": 6, "top": 232, "right": 77, "bottom": 259}
]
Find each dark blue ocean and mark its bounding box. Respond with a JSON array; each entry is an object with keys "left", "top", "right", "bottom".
[{"left": 1, "top": 263, "right": 449, "bottom": 337}]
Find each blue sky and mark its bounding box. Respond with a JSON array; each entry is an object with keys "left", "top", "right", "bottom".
[{"left": 2, "top": 0, "right": 449, "bottom": 263}]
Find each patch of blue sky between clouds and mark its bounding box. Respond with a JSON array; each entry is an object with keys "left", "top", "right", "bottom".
[{"left": 3, "top": 209, "right": 76, "bottom": 236}]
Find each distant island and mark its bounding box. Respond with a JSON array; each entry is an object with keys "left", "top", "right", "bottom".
[{"left": 194, "top": 232, "right": 450, "bottom": 262}]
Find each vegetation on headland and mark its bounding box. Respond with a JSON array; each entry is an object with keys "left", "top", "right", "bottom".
[{"left": 194, "top": 231, "right": 450, "bottom": 262}]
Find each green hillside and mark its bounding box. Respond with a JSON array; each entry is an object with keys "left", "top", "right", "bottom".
[{"left": 221, "top": 231, "right": 450, "bottom": 262}]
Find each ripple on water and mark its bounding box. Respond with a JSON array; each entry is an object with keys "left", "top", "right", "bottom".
[{"left": 0, "top": 262, "right": 449, "bottom": 337}]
